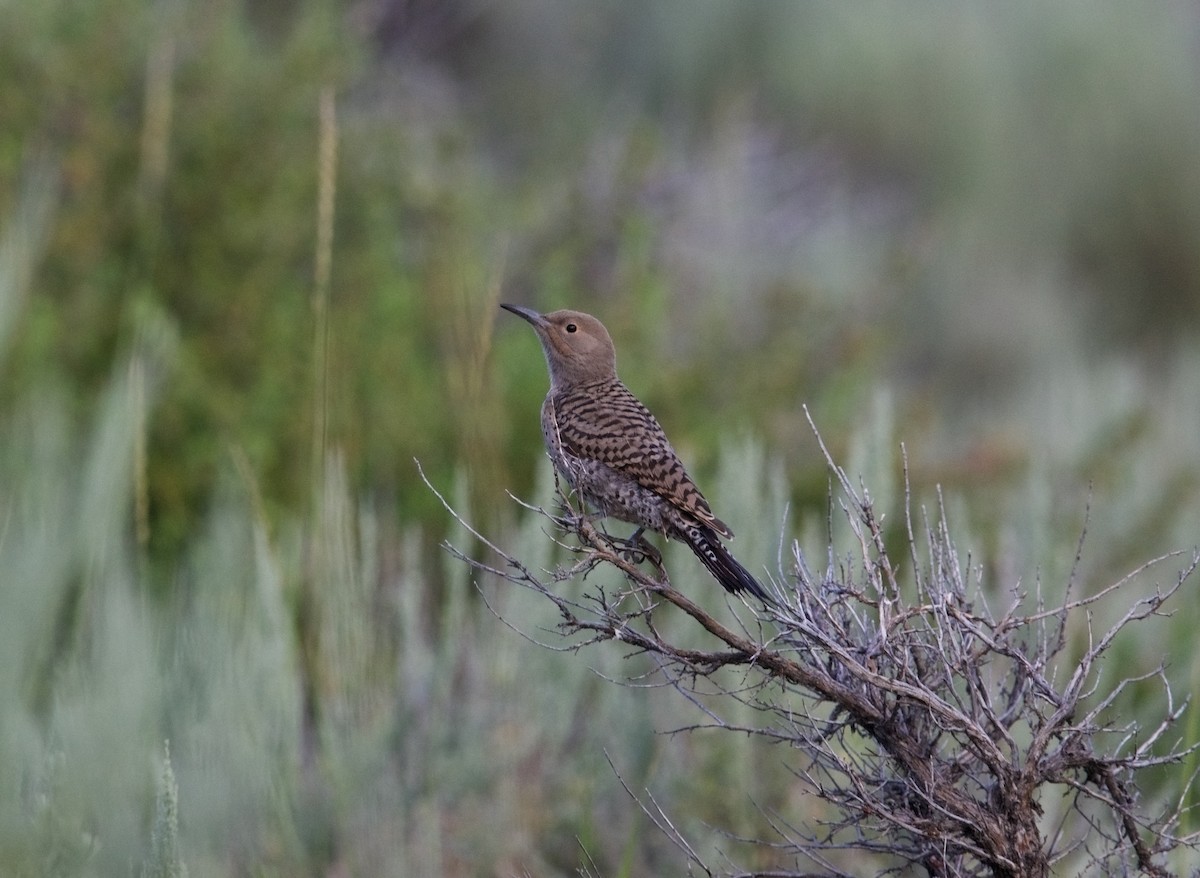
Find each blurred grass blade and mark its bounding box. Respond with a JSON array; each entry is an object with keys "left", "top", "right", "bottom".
[{"left": 0, "top": 160, "right": 58, "bottom": 363}]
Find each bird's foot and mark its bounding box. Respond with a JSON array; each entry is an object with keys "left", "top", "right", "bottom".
[{"left": 612, "top": 528, "right": 663, "bottom": 569}]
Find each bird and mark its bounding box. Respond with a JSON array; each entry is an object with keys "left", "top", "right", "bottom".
[{"left": 500, "top": 303, "right": 770, "bottom": 602}]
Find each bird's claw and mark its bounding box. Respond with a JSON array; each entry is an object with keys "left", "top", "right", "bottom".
[{"left": 610, "top": 529, "right": 664, "bottom": 570}]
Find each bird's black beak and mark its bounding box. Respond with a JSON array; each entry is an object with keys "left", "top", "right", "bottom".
[{"left": 500, "top": 303, "right": 546, "bottom": 327}]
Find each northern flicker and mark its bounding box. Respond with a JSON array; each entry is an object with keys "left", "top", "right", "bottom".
[{"left": 501, "top": 303, "right": 770, "bottom": 602}]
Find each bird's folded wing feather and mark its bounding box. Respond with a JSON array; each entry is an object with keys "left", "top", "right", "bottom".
[{"left": 551, "top": 382, "right": 732, "bottom": 536}]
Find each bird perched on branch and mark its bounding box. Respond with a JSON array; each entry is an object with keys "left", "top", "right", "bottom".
[{"left": 501, "top": 303, "right": 770, "bottom": 602}]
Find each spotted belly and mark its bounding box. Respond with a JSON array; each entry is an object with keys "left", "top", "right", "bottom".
[{"left": 551, "top": 451, "right": 676, "bottom": 535}]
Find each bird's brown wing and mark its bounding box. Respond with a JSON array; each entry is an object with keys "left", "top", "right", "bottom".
[{"left": 550, "top": 381, "right": 733, "bottom": 538}]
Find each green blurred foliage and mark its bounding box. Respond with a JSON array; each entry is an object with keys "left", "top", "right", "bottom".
[
  {"left": 6, "top": 0, "right": 1197, "bottom": 568},
  {"left": 3, "top": 3, "right": 1200, "bottom": 867},
  {"left": 2, "top": 0, "right": 522, "bottom": 561}
]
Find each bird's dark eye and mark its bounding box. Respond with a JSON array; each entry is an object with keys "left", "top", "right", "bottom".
[{"left": 565, "top": 323, "right": 577, "bottom": 333}]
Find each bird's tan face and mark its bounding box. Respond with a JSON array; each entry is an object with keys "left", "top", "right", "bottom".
[
  {"left": 501, "top": 305, "right": 618, "bottom": 389},
  {"left": 537, "top": 309, "right": 615, "bottom": 364}
]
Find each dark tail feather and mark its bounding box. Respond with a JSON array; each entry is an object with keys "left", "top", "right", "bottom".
[{"left": 680, "top": 523, "right": 772, "bottom": 603}]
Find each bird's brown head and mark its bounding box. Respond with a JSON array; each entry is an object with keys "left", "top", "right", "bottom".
[{"left": 500, "top": 304, "right": 617, "bottom": 390}]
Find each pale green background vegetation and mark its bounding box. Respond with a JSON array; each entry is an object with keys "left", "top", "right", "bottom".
[{"left": 2, "top": 1, "right": 1199, "bottom": 874}]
